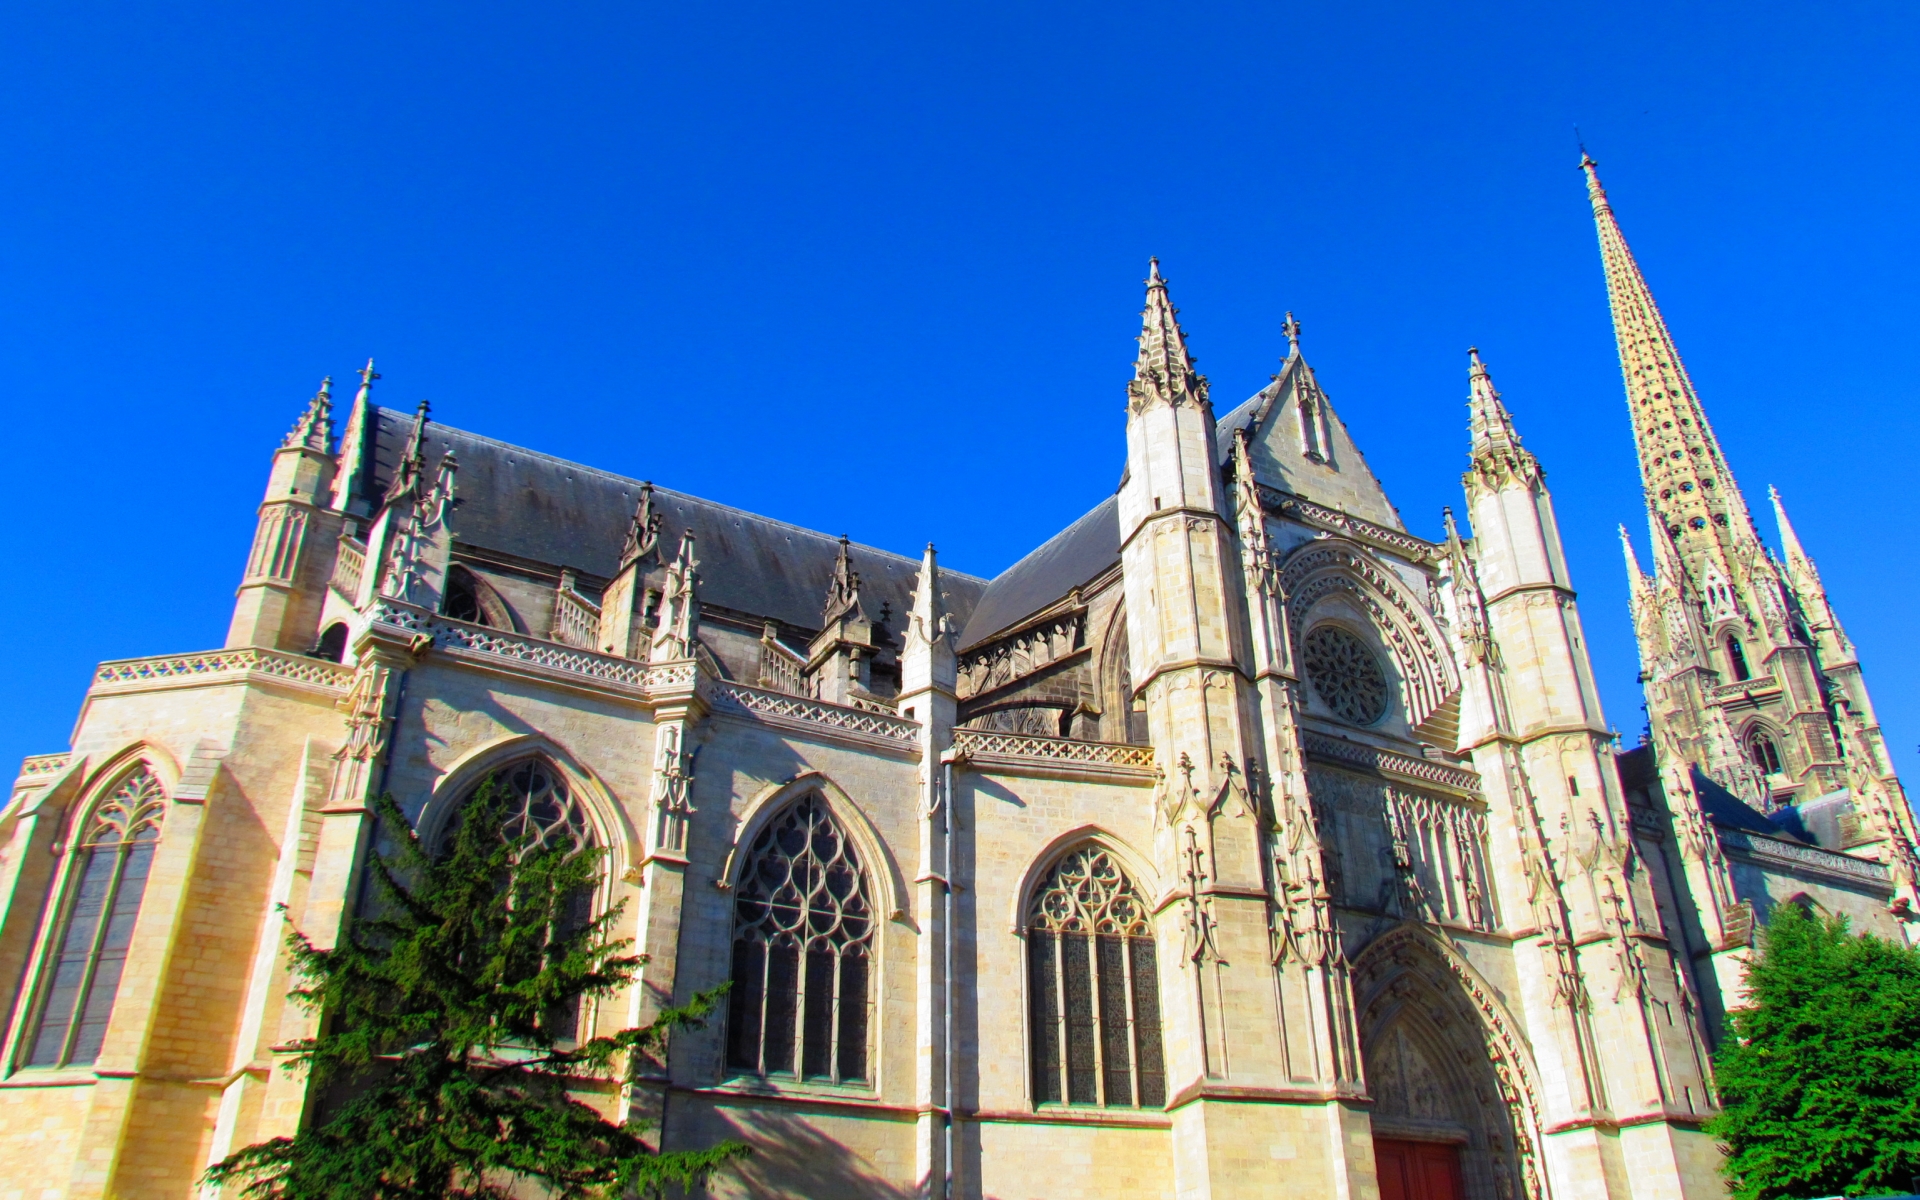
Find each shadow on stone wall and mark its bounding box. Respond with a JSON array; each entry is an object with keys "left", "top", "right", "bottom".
[{"left": 681, "top": 1107, "right": 921, "bottom": 1198}]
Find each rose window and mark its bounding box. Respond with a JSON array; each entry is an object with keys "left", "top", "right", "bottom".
[{"left": 1302, "top": 625, "right": 1390, "bottom": 725}]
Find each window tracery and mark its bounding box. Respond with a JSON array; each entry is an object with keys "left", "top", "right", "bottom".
[
  {"left": 1302, "top": 625, "right": 1390, "bottom": 725},
  {"left": 725, "top": 794, "right": 874, "bottom": 1085},
  {"left": 1026, "top": 846, "right": 1166, "bottom": 1109},
  {"left": 1745, "top": 728, "right": 1783, "bottom": 776},
  {"left": 447, "top": 758, "right": 595, "bottom": 1038},
  {"left": 23, "top": 767, "right": 167, "bottom": 1068}
]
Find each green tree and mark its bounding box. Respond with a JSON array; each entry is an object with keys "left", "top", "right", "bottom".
[
  {"left": 204, "top": 784, "right": 746, "bottom": 1199},
  {"left": 1707, "top": 902, "right": 1920, "bottom": 1199}
]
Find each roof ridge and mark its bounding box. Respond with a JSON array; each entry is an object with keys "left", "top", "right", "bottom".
[{"left": 374, "top": 406, "right": 990, "bottom": 583}]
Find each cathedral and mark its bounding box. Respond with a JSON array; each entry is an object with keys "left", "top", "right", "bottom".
[{"left": 0, "top": 157, "right": 1914, "bottom": 1200}]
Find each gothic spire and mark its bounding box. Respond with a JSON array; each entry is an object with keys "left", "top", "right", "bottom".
[
  {"left": 1464, "top": 348, "right": 1537, "bottom": 487},
  {"left": 651, "top": 531, "right": 702, "bottom": 662},
  {"left": 620, "top": 481, "right": 662, "bottom": 568},
  {"left": 1770, "top": 486, "right": 1854, "bottom": 658},
  {"left": 822, "top": 535, "right": 866, "bottom": 625},
  {"left": 384, "top": 399, "right": 432, "bottom": 504},
  {"left": 1127, "top": 258, "right": 1210, "bottom": 414},
  {"left": 331, "top": 359, "right": 381, "bottom": 515},
  {"left": 284, "top": 377, "right": 333, "bottom": 452},
  {"left": 1582, "top": 153, "right": 1754, "bottom": 549},
  {"left": 1768, "top": 485, "right": 1813, "bottom": 574},
  {"left": 1619, "top": 524, "right": 1654, "bottom": 606}
]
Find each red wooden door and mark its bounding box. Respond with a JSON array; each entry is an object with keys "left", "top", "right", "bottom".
[{"left": 1375, "top": 1137, "right": 1466, "bottom": 1200}]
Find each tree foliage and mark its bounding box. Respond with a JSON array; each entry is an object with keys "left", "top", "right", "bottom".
[
  {"left": 1707, "top": 902, "right": 1920, "bottom": 1199},
  {"left": 204, "top": 784, "right": 746, "bottom": 1199}
]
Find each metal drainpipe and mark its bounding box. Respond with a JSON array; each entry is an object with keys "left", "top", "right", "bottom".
[{"left": 941, "top": 756, "right": 957, "bottom": 1200}]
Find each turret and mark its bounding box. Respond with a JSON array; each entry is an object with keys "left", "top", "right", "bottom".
[
  {"left": 226, "top": 378, "right": 342, "bottom": 650},
  {"left": 1117, "top": 259, "right": 1286, "bottom": 1167},
  {"left": 806, "top": 536, "right": 878, "bottom": 704},
  {"left": 1453, "top": 345, "right": 1720, "bottom": 1145}
]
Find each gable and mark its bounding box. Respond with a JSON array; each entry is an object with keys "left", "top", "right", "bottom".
[{"left": 1215, "top": 356, "right": 1405, "bottom": 532}]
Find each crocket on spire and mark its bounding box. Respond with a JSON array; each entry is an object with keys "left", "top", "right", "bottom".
[
  {"left": 1128, "top": 258, "right": 1209, "bottom": 414},
  {"left": 1464, "top": 348, "right": 1536, "bottom": 488},
  {"left": 284, "top": 377, "right": 333, "bottom": 452}
]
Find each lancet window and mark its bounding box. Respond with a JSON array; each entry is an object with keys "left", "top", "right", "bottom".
[
  {"left": 1745, "top": 729, "right": 1784, "bottom": 777},
  {"left": 725, "top": 795, "right": 875, "bottom": 1085},
  {"left": 1725, "top": 635, "right": 1752, "bottom": 682},
  {"left": 443, "top": 565, "right": 509, "bottom": 629},
  {"left": 23, "top": 767, "right": 167, "bottom": 1068},
  {"left": 1027, "top": 846, "right": 1166, "bottom": 1109},
  {"left": 447, "top": 758, "right": 594, "bottom": 1039}
]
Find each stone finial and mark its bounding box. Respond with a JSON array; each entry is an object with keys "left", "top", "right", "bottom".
[
  {"left": 621, "top": 481, "right": 663, "bottom": 568},
  {"left": 284, "top": 376, "right": 334, "bottom": 452},
  {"left": 650, "top": 531, "right": 702, "bottom": 662},
  {"left": 1282, "top": 311, "right": 1302, "bottom": 357},
  {"left": 822, "top": 535, "right": 866, "bottom": 626},
  {"left": 384, "top": 400, "right": 433, "bottom": 504}
]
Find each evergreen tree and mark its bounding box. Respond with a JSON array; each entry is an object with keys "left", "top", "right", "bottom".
[
  {"left": 204, "top": 784, "right": 746, "bottom": 1199},
  {"left": 1708, "top": 902, "right": 1920, "bottom": 1199}
]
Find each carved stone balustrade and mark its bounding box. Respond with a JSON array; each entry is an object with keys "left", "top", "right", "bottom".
[
  {"left": 330, "top": 537, "right": 366, "bottom": 598},
  {"left": 952, "top": 728, "right": 1156, "bottom": 783}
]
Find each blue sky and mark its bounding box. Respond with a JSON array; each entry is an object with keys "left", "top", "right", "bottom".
[{"left": 3, "top": 1, "right": 1916, "bottom": 787}]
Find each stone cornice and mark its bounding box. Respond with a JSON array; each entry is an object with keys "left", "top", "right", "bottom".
[
  {"left": 1257, "top": 484, "right": 1440, "bottom": 564},
  {"left": 1715, "top": 828, "right": 1892, "bottom": 890},
  {"left": 1304, "top": 731, "right": 1482, "bottom": 797},
  {"left": 91, "top": 648, "right": 355, "bottom": 700}
]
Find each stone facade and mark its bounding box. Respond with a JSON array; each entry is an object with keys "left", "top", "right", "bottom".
[{"left": 1, "top": 159, "right": 1913, "bottom": 1200}]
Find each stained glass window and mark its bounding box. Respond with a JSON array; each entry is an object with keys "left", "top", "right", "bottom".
[
  {"left": 726, "top": 794, "right": 874, "bottom": 1085},
  {"left": 25, "top": 767, "right": 167, "bottom": 1068},
  {"left": 1302, "top": 625, "right": 1390, "bottom": 725},
  {"left": 1027, "top": 846, "right": 1165, "bottom": 1108}
]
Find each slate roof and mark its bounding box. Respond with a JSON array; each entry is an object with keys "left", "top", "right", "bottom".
[
  {"left": 365, "top": 408, "right": 987, "bottom": 636},
  {"left": 956, "top": 494, "right": 1121, "bottom": 652}
]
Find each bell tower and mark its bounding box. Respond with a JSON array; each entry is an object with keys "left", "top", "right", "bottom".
[{"left": 1587, "top": 154, "right": 1919, "bottom": 909}]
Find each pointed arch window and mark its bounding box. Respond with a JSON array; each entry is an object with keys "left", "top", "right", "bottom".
[
  {"left": 725, "top": 795, "right": 875, "bottom": 1085},
  {"left": 24, "top": 767, "right": 167, "bottom": 1068},
  {"left": 1745, "top": 729, "right": 1784, "bottom": 777},
  {"left": 1027, "top": 846, "right": 1166, "bottom": 1109},
  {"left": 1725, "top": 635, "right": 1752, "bottom": 682},
  {"left": 443, "top": 565, "right": 512, "bottom": 629},
  {"left": 446, "top": 758, "right": 594, "bottom": 1039}
]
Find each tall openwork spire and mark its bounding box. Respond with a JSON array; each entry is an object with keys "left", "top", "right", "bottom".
[
  {"left": 1464, "top": 348, "right": 1537, "bottom": 489},
  {"left": 1583, "top": 154, "right": 1753, "bottom": 551},
  {"left": 1127, "top": 258, "right": 1209, "bottom": 414}
]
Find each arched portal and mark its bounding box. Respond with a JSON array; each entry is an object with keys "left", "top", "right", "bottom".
[{"left": 1353, "top": 928, "right": 1546, "bottom": 1200}]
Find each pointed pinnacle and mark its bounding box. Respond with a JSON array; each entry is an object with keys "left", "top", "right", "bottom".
[
  {"left": 358, "top": 358, "right": 380, "bottom": 388},
  {"left": 1579, "top": 150, "right": 1609, "bottom": 212},
  {"left": 284, "top": 376, "right": 335, "bottom": 450},
  {"left": 1466, "top": 346, "right": 1526, "bottom": 464},
  {"left": 1282, "top": 312, "right": 1302, "bottom": 357},
  {"left": 1769, "top": 485, "right": 1810, "bottom": 564}
]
